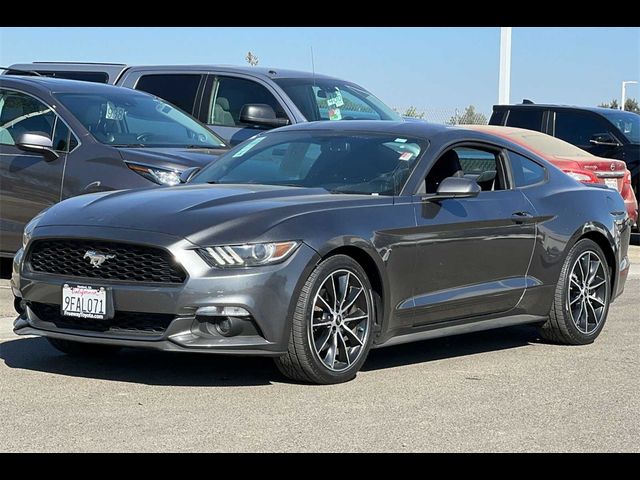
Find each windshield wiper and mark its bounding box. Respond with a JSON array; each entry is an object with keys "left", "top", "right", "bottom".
[
  {"left": 183, "top": 144, "right": 223, "bottom": 149},
  {"left": 112, "top": 143, "right": 146, "bottom": 148}
]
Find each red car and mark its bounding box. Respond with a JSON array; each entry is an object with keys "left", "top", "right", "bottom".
[{"left": 466, "top": 125, "right": 638, "bottom": 226}]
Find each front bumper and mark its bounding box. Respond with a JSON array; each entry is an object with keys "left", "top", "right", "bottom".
[{"left": 12, "top": 225, "right": 320, "bottom": 355}]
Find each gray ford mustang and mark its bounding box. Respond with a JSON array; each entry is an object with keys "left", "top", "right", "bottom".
[{"left": 11, "top": 121, "right": 631, "bottom": 384}]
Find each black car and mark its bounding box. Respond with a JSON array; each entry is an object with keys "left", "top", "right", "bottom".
[
  {"left": 489, "top": 101, "right": 640, "bottom": 196},
  {"left": 12, "top": 121, "right": 631, "bottom": 384},
  {"left": 0, "top": 76, "right": 228, "bottom": 256}
]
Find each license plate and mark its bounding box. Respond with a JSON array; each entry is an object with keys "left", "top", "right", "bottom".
[
  {"left": 62, "top": 284, "right": 111, "bottom": 320},
  {"left": 604, "top": 178, "right": 618, "bottom": 189}
]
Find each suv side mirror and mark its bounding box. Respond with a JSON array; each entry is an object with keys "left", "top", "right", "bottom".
[
  {"left": 424, "top": 176, "right": 481, "bottom": 201},
  {"left": 15, "top": 132, "right": 59, "bottom": 161},
  {"left": 240, "top": 104, "right": 290, "bottom": 128},
  {"left": 179, "top": 166, "right": 201, "bottom": 183},
  {"left": 589, "top": 132, "right": 621, "bottom": 147}
]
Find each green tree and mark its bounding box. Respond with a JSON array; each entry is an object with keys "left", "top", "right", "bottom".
[
  {"left": 599, "top": 98, "right": 639, "bottom": 113},
  {"left": 448, "top": 105, "right": 487, "bottom": 125},
  {"left": 245, "top": 51, "right": 259, "bottom": 66},
  {"left": 402, "top": 106, "right": 425, "bottom": 119}
]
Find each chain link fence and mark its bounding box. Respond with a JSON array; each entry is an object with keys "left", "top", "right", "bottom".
[{"left": 393, "top": 106, "right": 490, "bottom": 125}]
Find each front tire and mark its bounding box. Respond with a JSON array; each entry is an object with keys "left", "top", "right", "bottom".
[
  {"left": 47, "top": 337, "right": 121, "bottom": 356},
  {"left": 538, "top": 238, "right": 611, "bottom": 345},
  {"left": 275, "top": 255, "right": 375, "bottom": 384}
]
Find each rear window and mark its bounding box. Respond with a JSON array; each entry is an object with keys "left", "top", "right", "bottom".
[
  {"left": 6, "top": 70, "right": 110, "bottom": 83},
  {"left": 505, "top": 109, "right": 544, "bottom": 131}
]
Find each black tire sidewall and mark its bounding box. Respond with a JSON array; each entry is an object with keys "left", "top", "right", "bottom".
[
  {"left": 560, "top": 239, "right": 611, "bottom": 343},
  {"left": 299, "top": 255, "right": 375, "bottom": 384}
]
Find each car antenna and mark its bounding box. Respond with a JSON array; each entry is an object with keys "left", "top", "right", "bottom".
[
  {"left": 310, "top": 46, "right": 316, "bottom": 87},
  {"left": 0, "top": 66, "right": 42, "bottom": 76}
]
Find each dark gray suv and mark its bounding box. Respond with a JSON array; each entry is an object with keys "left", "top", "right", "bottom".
[
  {"left": 5, "top": 63, "right": 402, "bottom": 146},
  {"left": 0, "top": 76, "right": 228, "bottom": 256}
]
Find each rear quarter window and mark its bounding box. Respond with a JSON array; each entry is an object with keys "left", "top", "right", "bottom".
[{"left": 508, "top": 151, "right": 546, "bottom": 187}]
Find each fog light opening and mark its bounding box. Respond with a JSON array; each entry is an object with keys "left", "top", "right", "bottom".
[
  {"left": 13, "top": 297, "right": 25, "bottom": 315},
  {"left": 214, "top": 317, "right": 244, "bottom": 337}
]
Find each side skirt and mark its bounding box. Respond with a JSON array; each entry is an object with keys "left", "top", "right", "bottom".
[{"left": 373, "top": 314, "right": 547, "bottom": 349}]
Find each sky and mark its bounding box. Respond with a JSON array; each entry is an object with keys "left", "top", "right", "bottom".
[{"left": 1, "top": 27, "right": 638, "bottom": 117}]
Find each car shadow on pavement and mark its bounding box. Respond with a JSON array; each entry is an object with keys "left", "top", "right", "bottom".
[
  {"left": 1, "top": 324, "right": 542, "bottom": 386},
  {"left": 0, "top": 337, "right": 278, "bottom": 387},
  {"left": 363, "top": 324, "right": 541, "bottom": 372}
]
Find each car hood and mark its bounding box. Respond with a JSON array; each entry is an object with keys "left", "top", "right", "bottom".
[
  {"left": 117, "top": 146, "right": 228, "bottom": 170},
  {"left": 37, "top": 184, "right": 388, "bottom": 245}
]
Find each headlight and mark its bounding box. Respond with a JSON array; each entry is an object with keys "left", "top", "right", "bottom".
[
  {"left": 198, "top": 241, "right": 299, "bottom": 268},
  {"left": 126, "top": 162, "right": 182, "bottom": 186},
  {"left": 22, "top": 209, "right": 48, "bottom": 249}
]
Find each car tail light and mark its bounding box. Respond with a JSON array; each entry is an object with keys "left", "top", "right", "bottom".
[
  {"left": 623, "top": 169, "right": 632, "bottom": 186},
  {"left": 562, "top": 169, "right": 599, "bottom": 184}
]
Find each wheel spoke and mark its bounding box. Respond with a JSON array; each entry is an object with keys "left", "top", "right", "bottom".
[
  {"left": 577, "top": 255, "right": 587, "bottom": 283},
  {"left": 341, "top": 287, "right": 363, "bottom": 314},
  {"left": 337, "top": 272, "right": 350, "bottom": 308},
  {"left": 574, "top": 301, "right": 585, "bottom": 332},
  {"left": 586, "top": 299, "right": 599, "bottom": 329},
  {"left": 324, "top": 332, "right": 338, "bottom": 368},
  {"left": 330, "top": 275, "right": 339, "bottom": 312},
  {"left": 588, "top": 295, "right": 605, "bottom": 307},
  {"left": 341, "top": 324, "right": 364, "bottom": 346},
  {"left": 569, "top": 294, "right": 582, "bottom": 306},
  {"left": 315, "top": 328, "right": 332, "bottom": 352},
  {"left": 587, "top": 257, "right": 601, "bottom": 285},
  {"left": 343, "top": 314, "right": 368, "bottom": 323},
  {"left": 337, "top": 330, "right": 351, "bottom": 366},
  {"left": 589, "top": 279, "right": 606, "bottom": 290},
  {"left": 316, "top": 294, "right": 333, "bottom": 313},
  {"left": 570, "top": 276, "right": 581, "bottom": 289},
  {"left": 313, "top": 320, "right": 333, "bottom": 327}
]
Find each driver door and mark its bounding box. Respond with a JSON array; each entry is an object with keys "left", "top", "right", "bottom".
[
  {"left": 0, "top": 89, "right": 66, "bottom": 254},
  {"left": 407, "top": 144, "right": 536, "bottom": 326}
]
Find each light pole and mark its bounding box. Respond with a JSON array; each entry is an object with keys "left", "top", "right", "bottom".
[
  {"left": 621, "top": 80, "right": 638, "bottom": 110},
  {"left": 498, "top": 27, "right": 512, "bottom": 105}
]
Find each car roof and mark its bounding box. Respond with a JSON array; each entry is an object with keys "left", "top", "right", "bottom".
[
  {"left": 493, "top": 103, "right": 622, "bottom": 116},
  {"left": 7, "top": 63, "right": 345, "bottom": 82},
  {"left": 0, "top": 75, "right": 154, "bottom": 95},
  {"left": 272, "top": 120, "right": 458, "bottom": 138}
]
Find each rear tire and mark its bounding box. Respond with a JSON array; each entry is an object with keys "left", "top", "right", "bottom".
[
  {"left": 47, "top": 337, "right": 121, "bottom": 356},
  {"left": 538, "top": 238, "right": 611, "bottom": 345},
  {"left": 274, "top": 255, "right": 375, "bottom": 384}
]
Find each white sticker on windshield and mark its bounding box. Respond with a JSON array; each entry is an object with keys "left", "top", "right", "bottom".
[
  {"left": 399, "top": 152, "right": 414, "bottom": 161},
  {"left": 232, "top": 136, "right": 266, "bottom": 157},
  {"left": 394, "top": 138, "right": 407, "bottom": 143},
  {"left": 105, "top": 102, "right": 125, "bottom": 120}
]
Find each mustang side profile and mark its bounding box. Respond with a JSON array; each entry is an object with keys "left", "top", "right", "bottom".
[{"left": 12, "top": 121, "right": 631, "bottom": 384}]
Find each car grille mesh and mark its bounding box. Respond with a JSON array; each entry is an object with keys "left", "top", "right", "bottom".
[
  {"left": 30, "top": 302, "right": 175, "bottom": 334},
  {"left": 28, "top": 240, "right": 186, "bottom": 283}
]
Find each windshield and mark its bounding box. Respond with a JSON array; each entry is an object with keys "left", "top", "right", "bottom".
[
  {"left": 191, "top": 131, "right": 425, "bottom": 195},
  {"left": 600, "top": 109, "right": 640, "bottom": 144},
  {"left": 274, "top": 78, "right": 401, "bottom": 122},
  {"left": 55, "top": 91, "right": 226, "bottom": 148}
]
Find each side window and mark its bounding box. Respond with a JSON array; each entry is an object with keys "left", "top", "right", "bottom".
[
  {"left": 0, "top": 89, "right": 55, "bottom": 146},
  {"left": 508, "top": 151, "right": 546, "bottom": 187},
  {"left": 505, "top": 109, "right": 544, "bottom": 131},
  {"left": 51, "top": 118, "right": 78, "bottom": 152},
  {"left": 208, "top": 76, "right": 287, "bottom": 127},
  {"left": 554, "top": 111, "right": 613, "bottom": 147},
  {"left": 135, "top": 74, "right": 202, "bottom": 115},
  {"left": 425, "top": 146, "right": 506, "bottom": 194}
]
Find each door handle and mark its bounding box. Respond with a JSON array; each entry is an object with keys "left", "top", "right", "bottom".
[{"left": 511, "top": 211, "right": 534, "bottom": 223}]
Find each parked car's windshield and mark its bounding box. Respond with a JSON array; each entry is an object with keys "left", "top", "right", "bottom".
[
  {"left": 55, "top": 91, "right": 226, "bottom": 148},
  {"left": 191, "top": 131, "right": 425, "bottom": 195},
  {"left": 600, "top": 110, "right": 640, "bottom": 144},
  {"left": 274, "top": 78, "right": 401, "bottom": 122}
]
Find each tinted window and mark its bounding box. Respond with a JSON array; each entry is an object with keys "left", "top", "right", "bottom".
[
  {"left": 425, "top": 146, "right": 505, "bottom": 193},
  {"left": 509, "top": 151, "right": 546, "bottom": 187},
  {"left": 0, "top": 89, "right": 55, "bottom": 146},
  {"left": 135, "top": 74, "right": 202, "bottom": 114},
  {"left": 5, "top": 70, "right": 109, "bottom": 83},
  {"left": 600, "top": 109, "right": 640, "bottom": 144},
  {"left": 51, "top": 118, "right": 73, "bottom": 152},
  {"left": 554, "top": 111, "right": 613, "bottom": 147},
  {"left": 505, "top": 109, "right": 544, "bottom": 131},
  {"left": 192, "top": 132, "right": 424, "bottom": 196},
  {"left": 208, "top": 76, "right": 287, "bottom": 127},
  {"left": 275, "top": 78, "right": 401, "bottom": 122},
  {"left": 56, "top": 91, "right": 225, "bottom": 149}
]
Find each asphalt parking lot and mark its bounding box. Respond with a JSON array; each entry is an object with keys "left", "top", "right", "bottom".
[{"left": 1, "top": 242, "right": 638, "bottom": 452}]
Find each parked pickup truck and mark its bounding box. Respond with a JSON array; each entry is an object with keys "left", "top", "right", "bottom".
[{"left": 5, "top": 63, "right": 402, "bottom": 146}]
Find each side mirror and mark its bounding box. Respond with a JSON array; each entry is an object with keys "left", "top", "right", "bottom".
[
  {"left": 15, "top": 132, "right": 59, "bottom": 161},
  {"left": 239, "top": 104, "right": 290, "bottom": 128},
  {"left": 179, "top": 166, "right": 201, "bottom": 183},
  {"left": 589, "top": 133, "right": 621, "bottom": 147},
  {"left": 424, "top": 176, "right": 481, "bottom": 201}
]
